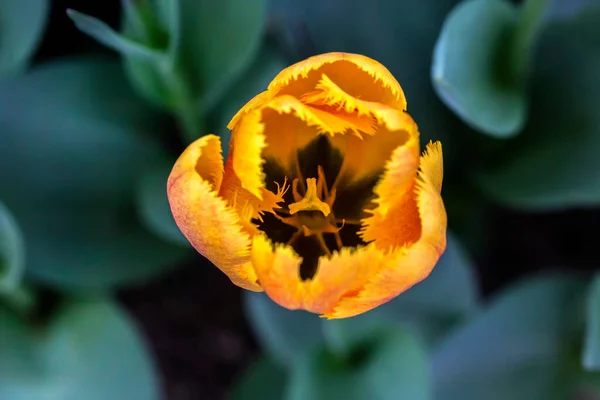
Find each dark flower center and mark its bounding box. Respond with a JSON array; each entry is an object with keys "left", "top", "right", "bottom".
[{"left": 255, "top": 135, "right": 381, "bottom": 280}]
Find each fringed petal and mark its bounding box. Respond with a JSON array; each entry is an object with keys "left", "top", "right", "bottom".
[
  {"left": 251, "top": 233, "right": 383, "bottom": 314},
  {"left": 268, "top": 52, "right": 406, "bottom": 110},
  {"left": 324, "top": 142, "right": 447, "bottom": 318},
  {"left": 167, "top": 135, "right": 261, "bottom": 291}
]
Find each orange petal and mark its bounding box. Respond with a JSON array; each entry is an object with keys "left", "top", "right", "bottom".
[
  {"left": 359, "top": 129, "right": 422, "bottom": 247},
  {"left": 324, "top": 142, "right": 447, "bottom": 318},
  {"left": 268, "top": 52, "right": 406, "bottom": 110},
  {"left": 251, "top": 234, "right": 383, "bottom": 314},
  {"left": 167, "top": 135, "right": 261, "bottom": 291},
  {"left": 330, "top": 107, "right": 420, "bottom": 186}
]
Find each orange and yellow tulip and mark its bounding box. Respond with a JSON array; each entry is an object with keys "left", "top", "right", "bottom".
[{"left": 168, "top": 52, "right": 447, "bottom": 318}]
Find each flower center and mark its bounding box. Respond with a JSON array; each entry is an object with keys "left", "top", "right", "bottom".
[
  {"left": 255, "top": 135, "right": 381, "bottom": 280},
  {"left": 275, "top": 166, "right": 345, "bottom": 257}
]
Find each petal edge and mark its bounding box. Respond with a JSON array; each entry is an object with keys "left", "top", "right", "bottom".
[
  {"left": 325, "top": 142, "right": 447, "bottom": 318},
  {"left": 168, "top": 135, "right": 261, "bottom": 291}
]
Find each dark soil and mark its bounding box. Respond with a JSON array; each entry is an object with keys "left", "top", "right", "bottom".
[{"left": 119, "top": 256, "right": 258, "bottom": 400}]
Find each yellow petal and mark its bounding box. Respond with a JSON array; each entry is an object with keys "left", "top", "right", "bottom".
[
  {"left": 228, "top": 108, "right": 267, "bottom": 200},
  {"left": 302, "top": 73, "right": 402, "bottom": 126},
  {"left": 167, "top": 135, "right": 261, "bottom": 291},
  {"left": 324, "top": 142, "right": 447, "bottom": 318},
  {"left": 228, "top": 95, "right": 372, "bottom": 200},
  {"left": 268, "top": 52, "right": 406, "bottom": 110},
  {"left": 251, "top": 234, "right": 382, "bottom": 314}
]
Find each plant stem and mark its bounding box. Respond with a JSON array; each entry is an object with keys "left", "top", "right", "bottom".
[{"left": 160, "top": 61, "right": 204, "bottom": 143}]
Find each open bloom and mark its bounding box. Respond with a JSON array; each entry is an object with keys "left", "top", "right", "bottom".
[{"left": 168, "top": 53, "right": 446, "bottom": 318}]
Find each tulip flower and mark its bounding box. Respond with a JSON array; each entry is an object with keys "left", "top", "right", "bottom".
[{"left": 168, "top": 52, "right": 447, "bottom": 318}]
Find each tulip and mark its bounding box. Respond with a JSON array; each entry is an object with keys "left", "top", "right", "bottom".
[{"left": 168, "top": 53, "right": 446, "bottom": 318}]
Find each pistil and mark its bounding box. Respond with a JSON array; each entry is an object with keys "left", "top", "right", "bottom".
[{"left": 275, "top": 165, "right": 345, "bottom": 253}]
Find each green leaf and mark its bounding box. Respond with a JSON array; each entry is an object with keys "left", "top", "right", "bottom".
[
  {"left": 473, "top": 4, "right": 600, "bottom": 209},
  {"left": 583, "top": 273, "right": 600, "bottom": 370},
  {"left": 432, "top": 0, "right": 525, "bottom": 137},
  {"left": 12, "top": 207, "right": 186, "bottom": 288},
  {"left": 0, "top": 201, "right": 24, "bottom": 295},
  {"left": 272, "top": 0, "right": 465, "bottom": 169},
  {"left": 135, "top": 159, "right": 189, "bottom": 246},
  {"left": 168, "top": 0, "right": 268, "bottom": 108},
  {"left": 286, "top": 327, "right": 430, "bottom": 400},
  {"left": 243, "top": 291, "right": 324, "bottom": 366},
  {"left": 66, "top": 9, "right": 165, "bottom": 62},
  {"left": 0, "top": 57, "right": 187, "bottom": 289},
  {"left": 0, "top": 0, "right": 50, "bottom": 78},
  {"left": 0, "top": 297, "right": 159, "bottom": 400},
  {"left": 230, "top": 357, "right": 288, "bottom": 400},
  {"left": 68, "top": 6, "right": 176, "bottom": 112},
  {"left": 432, "top": 273, "right": 587, "bottom": 400}
]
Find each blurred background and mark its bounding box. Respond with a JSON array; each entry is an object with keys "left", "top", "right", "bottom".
[{"left": 1, "top": 0, "right": 599, "bottom": 399}]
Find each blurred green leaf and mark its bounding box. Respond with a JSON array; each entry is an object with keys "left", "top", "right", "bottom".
[
  {"left": 0, "top": 57, "right": 187, "bottom": 288},
  {"left": 271, "top": 0, "right": 466, "bottom": 169},
  {"left": 0, "top": 0, "right": 50, "bottom": 78},
  {"left": 432, "top": 0, "right": 526, "bottom": 137},
  {"left": 0, "top": 201, "right": 24, "bottom": 295},
  {"left": 583, "top": 273, "right": 600, "bottom": 371},
  {"left": 67, "top": 9, "right": 166, "bottom": 62},
  {"left": 68, "top": 6, "right": 176, "bottom": 112},
  {"left": 286, "top": 327, "right": 430, "bottom": 400},
  {"left": 473, "top": 5, "right": 600, "bottom": 209},
  {"left": 432, "top": 273, "right": 586, "bottom": 400},
  {"left": 135, "top": 160, "right": 189, "bottom": 247},
  {"left": 549, "top": 0, "right": 596, "bottom": 19},
  {"left": 243, "top": 291, "right": 324, "bottom": 367},
  {"left": 12, "top": 207, "right": 186, "bottom": 288},
  {"left": 169, "top": 0, "right": 268, "bottom": 108},
  {"left": 230, "top": 357, "right": 287, "bottom": 400},
  {"left": 0, "top": 297, "right": 159, "bottom": 400}
]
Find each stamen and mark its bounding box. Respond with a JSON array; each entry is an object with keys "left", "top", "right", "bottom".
[
  {"left": 334, "top": 231, "right": 343, "bottom": 250},
  {"left": 286, "top": 230, "right": 302, "bottom": 246},
  {"left": 294, "top": 152, "right": 307, "bottom": 193},
  {"left": 273, "top": 177, "right": 289, "bottom": 199},
  {"left": 292, "top": 178, "right": 302, "bottom": 202},
  {"left": 317, "top": 166, "right": 329, "bottom": 198},
  {"left": 315, "top": 233, "right": 332, "bottom": 257},
  {"left": 336, "top": 218, "right": 362, "bottom": 225}
]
